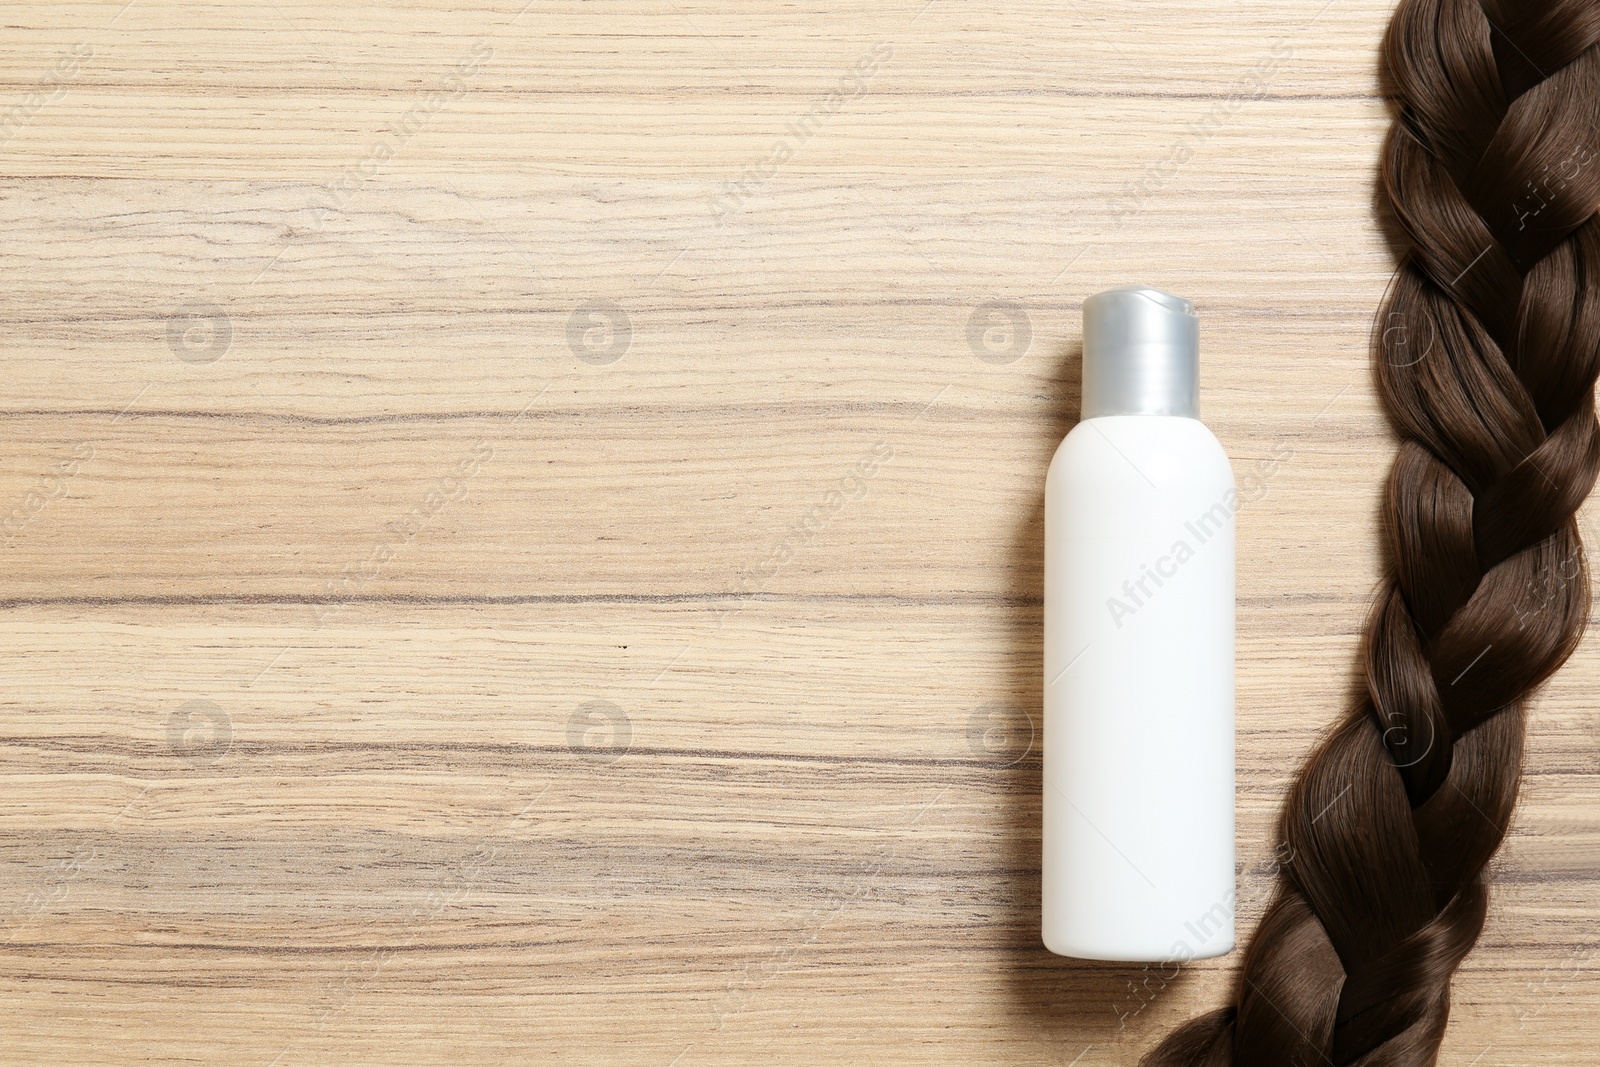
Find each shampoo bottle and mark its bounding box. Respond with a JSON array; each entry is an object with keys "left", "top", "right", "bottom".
[{"left": 1041, "top": 286, "right": 1235, "bottom": 962}]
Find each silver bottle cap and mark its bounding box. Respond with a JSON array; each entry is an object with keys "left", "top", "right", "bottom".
[{"left": 1081, "top": 286, "right": 1200, "bottom": 419}]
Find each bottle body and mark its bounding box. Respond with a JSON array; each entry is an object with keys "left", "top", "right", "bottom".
[{"left": 1042, "top": 413, "right": 1235, "bottom": 962}]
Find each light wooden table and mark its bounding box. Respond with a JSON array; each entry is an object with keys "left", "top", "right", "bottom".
[{"left": 3, "top": 1, "right": 1597, "bottom": 1064}]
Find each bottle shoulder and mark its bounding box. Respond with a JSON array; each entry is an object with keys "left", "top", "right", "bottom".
[{"left": 1048, "top": 415, "right": 1233, "bottom": 493}]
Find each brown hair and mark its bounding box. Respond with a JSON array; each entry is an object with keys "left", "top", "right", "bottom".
[{"left": 1143, "top": 1, "right": 1600, "bottom": 1063}]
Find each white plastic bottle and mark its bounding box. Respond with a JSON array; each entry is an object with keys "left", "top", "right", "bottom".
[{"left": 1041, "top": 286, "right": 1235, "bottom": 962}]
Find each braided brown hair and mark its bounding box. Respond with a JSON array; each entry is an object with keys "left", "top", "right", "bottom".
[{"left": 1143, "top": 2, "right": 1600, "bottom": 1063}]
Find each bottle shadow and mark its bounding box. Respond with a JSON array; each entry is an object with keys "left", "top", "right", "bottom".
[{"left": 990, "top": 336, "right": 1202, "bottom": 1059}]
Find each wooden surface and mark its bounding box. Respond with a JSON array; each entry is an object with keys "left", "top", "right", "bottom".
[{"left": 3, "top": 1, "right": 1598, "bottom": 1064}]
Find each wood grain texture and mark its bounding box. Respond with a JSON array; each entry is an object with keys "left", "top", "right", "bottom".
[{"left": 2, "top": 1, "right": 1598, "bottom": 1064}]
